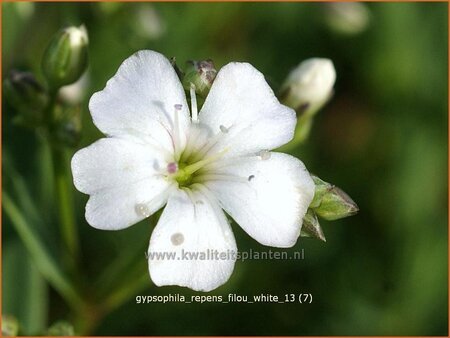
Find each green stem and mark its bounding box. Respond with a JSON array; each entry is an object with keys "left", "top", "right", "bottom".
[
  {"left": 45, "top": 91, "right": 79, "bottom": 267},
  {"left": 3, "top": 191, "right": 84, "bottom": 311},
  {"left": 52, "top": 146, "right": 79, "bottom": 263}
]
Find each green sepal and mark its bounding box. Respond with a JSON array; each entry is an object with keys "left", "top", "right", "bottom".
[
  {"left": 300, "top": 208, "right": 326, "bottom": 242},
  {"left": 42, "top": 26, "right": 88, "bottom": 91},
  {"left": 310, "top": 175, "right": 359, "bottom": 220}
]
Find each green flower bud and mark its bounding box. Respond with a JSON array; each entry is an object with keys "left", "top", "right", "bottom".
[
  {"left": 3, "top": 70, "right": 48, "bottom": 127},
  {"left": 280, "top": 58, "right": 336, "bottom": 115},
  {"left": 49, "top": 106, "right": 82, "bottom": 148},
  {"left": 46, "top": 321, "right": 75, "bottom": 336},
  {"left": 310, "top": 175, "right": 359, "bottom": 221},
  {"left": 42, "top": 25, "right": 88, "bottom": 91},
  {"left": 2, "top": 315, "right": 19, "bottom": 336},
  {"left": 182, "top": 60, "right": 217, "bottom": 98},
  {"left": 170, "top": 57, "right": 184, "bottom": 81},
  {"left": 301, "top": 208, "right": 326, "bottom": 242}
]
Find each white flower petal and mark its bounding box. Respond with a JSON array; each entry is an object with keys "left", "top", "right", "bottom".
[
  {"left": 198, "top": 62, "right": 296, "bottom": 158},
  {"left": 205, "top": 153, "right": 315, "bottom": 248},
  {"left": 71, "top": 138, "right": 172, "bottom": 230},
  {"left": 148, "top": 188, "right": 237, "bottom": 292},
  {"left": 89, "top": 50, "right": 190, "bottom": 155}
]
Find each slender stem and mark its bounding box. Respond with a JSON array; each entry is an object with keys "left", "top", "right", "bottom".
[
  {"left": 278, "top": 114, "right": 313, "bottom": 152},
  {"left": 45, "top": 91, "right": 79, "bottom": 268},
  {"left": 52, "top": 146, "right": 79, "bottom": 263}
]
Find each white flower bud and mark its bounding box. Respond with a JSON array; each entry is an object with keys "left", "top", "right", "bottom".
[
  {"left": 323, "top": 3, "right": 370, "bottom": 36},
  {"left": 42, "top": 25, "right": 89, "bottom": 90},
  {"left": 280, "top": 58, "right": 336, "bottom": 114}
]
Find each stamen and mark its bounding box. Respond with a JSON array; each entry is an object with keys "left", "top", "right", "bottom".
[
  {"left": 182, "top": 148, "right": 229, "bottom": 176},
  {"left": 190, "top": 83, "right": 198, "bottom": 123},
  {"left": 167, "top": 162, "right": 178, "bottom": 174},
  {"left": 192, "top": 172, "right": 248, "bottom": 184},
  {"left": 201, "top": 155, "right": 257, "bottom": 173},
  {"left": 172, "top": 104, "right": 183, "bottom": 161},
  {"left": 179, "top": 123, "right": 205, "bottom": 163},
  {"left": 190, "top": 125, "right": 231, "bottom": 163}
]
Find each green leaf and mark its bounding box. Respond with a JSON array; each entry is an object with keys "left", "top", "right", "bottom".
[
  {"left": 3, "top": 240, "right": 48, "bottom": 335},
  {"left": 2, "top": 191, "right": 84, "bottom": 311}
]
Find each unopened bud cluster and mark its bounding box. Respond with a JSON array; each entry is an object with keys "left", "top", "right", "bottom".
[
  {"left": 301, "top": 175, "right": 358, "bottom": 241},
  {"left": 182, "top": 60, "right": 217, "bottom": 98},
  {"left": 4, "top": 25, "right": 88, "bottom": 147}
]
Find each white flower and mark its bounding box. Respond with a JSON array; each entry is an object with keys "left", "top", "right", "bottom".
[
  {"left": 281, "top": 58, "right": 336, "bottom": 113},
  {"left": 71, "top": 50, "right": 315, "bottom": 292}
]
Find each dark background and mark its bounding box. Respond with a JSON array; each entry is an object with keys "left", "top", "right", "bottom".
[{"left": 3, "top": 2, "right": 448, "bottom": 336}]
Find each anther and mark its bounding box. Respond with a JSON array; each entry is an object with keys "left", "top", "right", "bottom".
[{"left": 167, "top": 162, "right": 178, "bottom": 174}]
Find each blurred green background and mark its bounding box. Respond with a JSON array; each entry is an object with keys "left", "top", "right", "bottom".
[{"left": 2, "top": 2, "right": 448, "bottom": 336}]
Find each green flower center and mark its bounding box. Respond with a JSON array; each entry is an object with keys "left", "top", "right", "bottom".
[{"left": 169, "top": 148, "right": 228, "bottom": 188}]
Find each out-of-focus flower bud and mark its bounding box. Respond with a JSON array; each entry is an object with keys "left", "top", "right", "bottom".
[
  {"left": 182, "top": 60, "right": 217, "bottom": 98},
  {"left": 49, "top": 106, "right": 82, "bottom": 148},
  {"left": 280, "top": 58, "right": 336, "bottom": 115},
  {"left": 301, "top": 208, "right": 326, "bottom": 242},
  {"left": 323, "top": 3, "right": 370, "bottom": 36},
  {"left": 2, "top": 315, "right": 19, "bottom": 336},
  {"left": 46, "top": 321, "right": 75, "bottom": 336},
  {"left": 310, "top": 175, "right": 359, "bottom": 221},
  {"left": 59, "top": 72, "right": 89, "bottom": 105},
  {"left": 4, "top": 70, "right": 48, "bottom": 127},
  {"left": 134, "top": 4, "right": 165, "bottom": 40},
  {"left": 42, "top": 25, "right": 88, "bottom": 91}
]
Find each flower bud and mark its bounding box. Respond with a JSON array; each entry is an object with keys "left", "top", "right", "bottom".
[
  {"left": 48, "top": 105, "right": 82, "bottom": 148},
  {"left": 4, "top": 70, "right": 48, "bottom": 126},
  {"left": 47, "top": 321, "right": 75, "bottom": 336},
  {"left": 280, "top": 58, "right": 336, "bottom": 115},
  {"left": 310, "top": 175, "right": 358, "bottom": 221},
  {"left": 301, "top": 209, "right": 326, "bottom": 242},
  {"left": 323, "top": 3, "right": 370, "bottom": 36},
  {"left": 182, "top": 60, "right": 217, "bottom": 98},
  {"left": 59, "top": 72, "right": 89, "bottom": 105},
  {"left": 2, "top": 315, "right": 19, "bottom": 336},
  {"left": 42, "top": 25, "right": 88, "bottom": 91}
]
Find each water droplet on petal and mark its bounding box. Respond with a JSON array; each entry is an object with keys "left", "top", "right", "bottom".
[
  {"left": 219, "top": 125, "right": 228, "bottom": 133},
  {"left": 196, "top": 200, "right": 204, "bottom": 205},
  {"left": 258, "top": 150, "right": 271, "bottom": 160},
  {"left": 171, "top": 232, "right": 184, "bottom": 246},
  {"left": 174, "top": 104, "right": 182, "bottom": 110},
  {"left": 248, "top": 175, "right": 255, "bottom": 182},
  {"left": 135, "top": 203, "right": 151, "bottom": 217}
]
